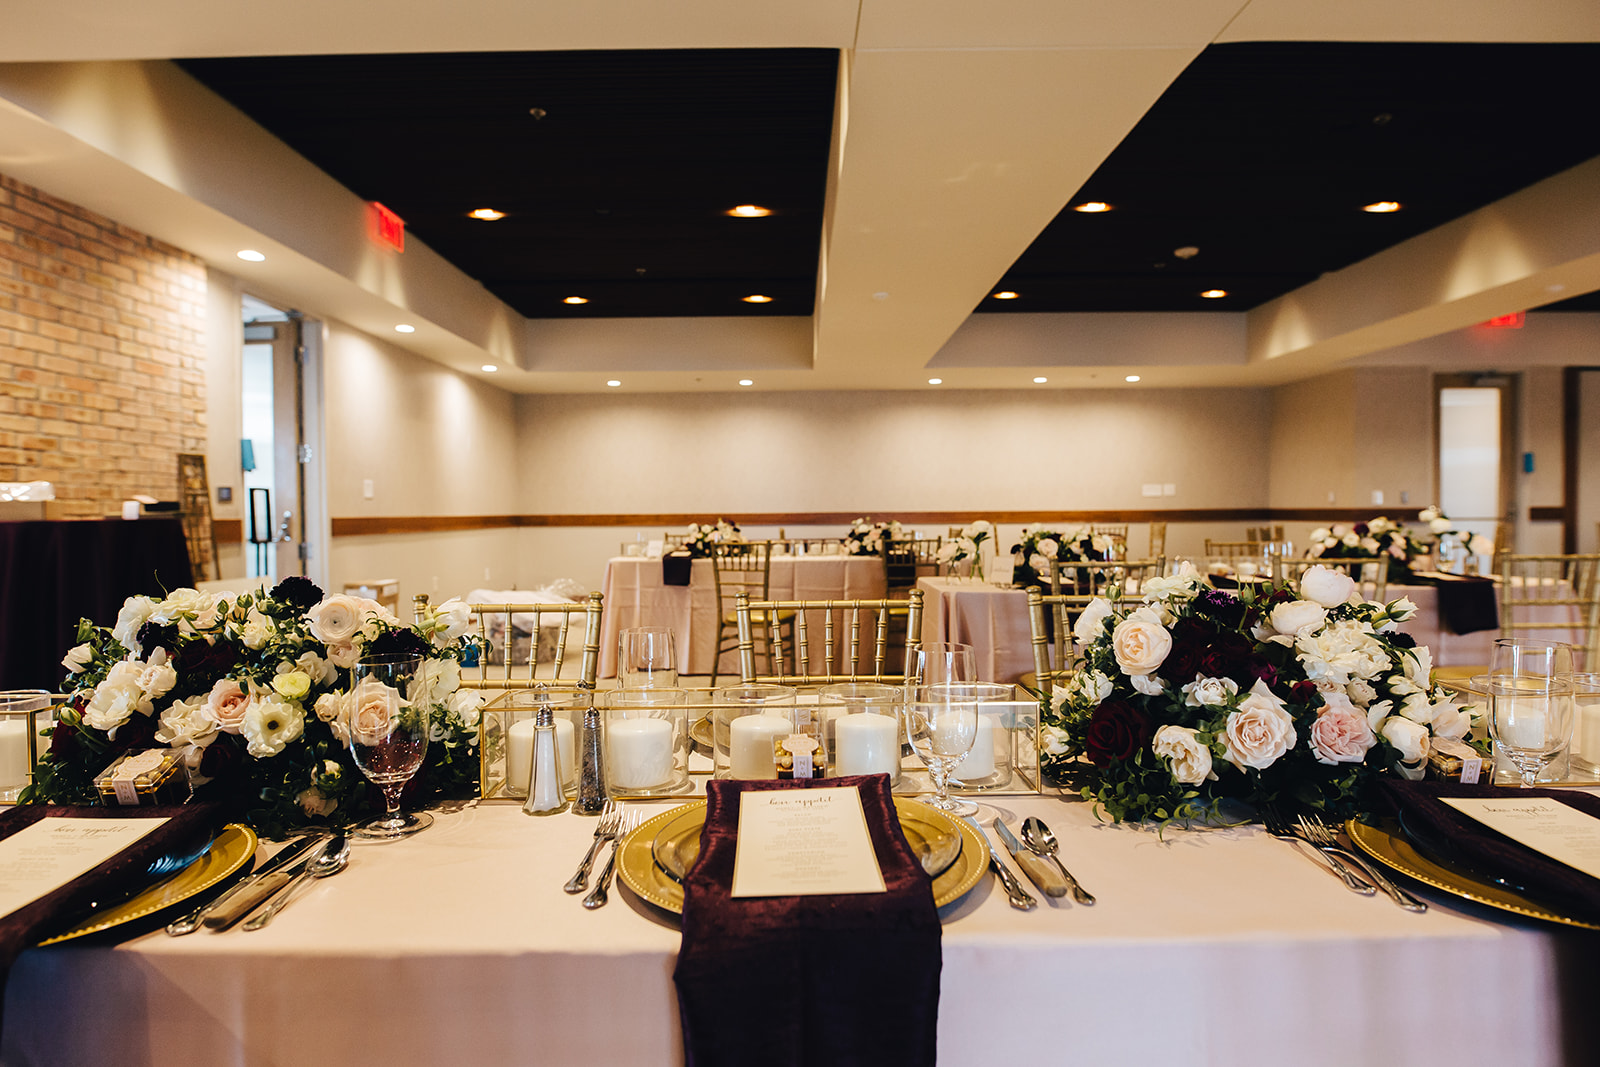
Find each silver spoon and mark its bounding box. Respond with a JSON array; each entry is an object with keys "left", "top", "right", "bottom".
[
  {"left": 1020, "top": 817, "right": 1095, "bottom": 905},
  {"left": 242, "top": 835, "right": 351, "bottom": 931}
]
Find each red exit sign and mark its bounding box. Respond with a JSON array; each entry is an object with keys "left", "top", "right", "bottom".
[
  {"left": 369, "top": 202, "right": 405, "bottom": 252},
  {"left": 1481, "top": 311, "right": 1524, "bottom": 329}
]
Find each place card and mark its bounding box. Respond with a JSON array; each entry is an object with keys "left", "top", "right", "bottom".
[
  {"left": 731, "top": 786, "right": 886, "bottom": 898},
  {"left": 1441, "top": 797, "right": 1600, "bottom": 881},
  {"left": 0, "top": 816, "right": 169, "bottom": 918}
]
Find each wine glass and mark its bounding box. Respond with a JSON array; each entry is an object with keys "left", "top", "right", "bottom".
[
  {"left": 906, "top": 684, "right": 979, "bottom": 815},
  {"left": 1488, "top": 674, "right": 1575, "bottom": 788},
  {"left": 619, "top": 627, "right": 678, "bottom": 688},
  {"left": 1489, "top": 637, "right": 1574, "bottom": 682},
  {"left": 347, "top": 654, "right": 433, "bottom": 839},
  {"left": 912, "top": 642, "right": 974, "bottom": 687}
]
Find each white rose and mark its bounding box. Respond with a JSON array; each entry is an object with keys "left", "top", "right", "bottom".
[
  {"left": 152, "top": 588, "right": 221, "bottom": 631},
  {"left": 1430, "top": 518, "right": 1452, "bottom": 535},
  {"left": 1130, "top": 673, "right": 1165, "bottom": 696},
  {"left": 427, "top": 597, "right": 474, "bottom": 644},
  {"left": 203, "top": 677, "right": 251, "bottom": 734},
  {"left": 296, "top": 650, "right": 339, "bottom": 686},
  {"left": 1073, "top": 598, "right": 1115, "bottom": 644},
  {"left": 1269, "top": 600, "right": 1327, "bottom": 638},
  {"left": 62, "top": 643, "right": 93, "bottom": 673},
  {"left": 295, "top": 786, "right": 338, "bottom": 818},
  {"left": 155, "top": 696, "right": 217, "bottom": 748},
  {"left": 326, "top": 640, "right": 360, "bottom": 669},
  {"left": 1469, "top": 535, "right": 1494, "bottom": 555},
  {"left": 1182, "top": 674, "right": 1238, "bottom": 707},
  {"left": 1403, "top": 645, "right": 1434, "bottom": 687},
  {"left": 1029, "top": 553, "right": 1051, "bottom": 573},
  {"left": 1379, "top": 715, "right": 1430, "bottom": 763},
  {"left": 1152, "top": 725, "right": 1215, "bottom": 785},
  {"left": 1069, "top": 669, "right": 1114, "bottom": 706},
  {"left": 1299, "top": 565, "right": 1356, "bottom": 607},
  {"left": 1219, "top": 678, "right": 1297, "bottom": 770},
  {"left": 1429, "top": 699, "right": 1471, "bottom": 742},
  {"left": 1036, "top": 538, "right": 1059, "bottom": 558},
  {"left": 1111, "top": 609, "right": 1171, "bottom": 677},
  {"left": 410, "top": 657, "right": 460, "bottom": 708},
  {"left": 241, "top": 694, "right": 306, "bottom": 757},
  {"left": 240, "top": 609, "right": 274, "bottom": 650},
  {"left": 1040, "top": 725, "right": 1071, "bottom": 757}
]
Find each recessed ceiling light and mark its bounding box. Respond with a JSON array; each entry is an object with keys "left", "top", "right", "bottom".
[
  {"left": 1033, "top": 376, "right": 1048, "bottom": 384},
  {"left": 563, "top": 296, "right": 588, "bottom": 305},
  {"left": 481, "top": 364, "right": 498, "bottom": 373},
  {"left": 1073, "top": 201, "right": 1112, "bottom": 213},
  {"left": 738, "top": 379, "right": 754, "bottom": 387},
  {"left": 467, "top": 208, "right": 506, "bottom": 221},
  {"left": 927, "top": 378, "right": 943, "bottom": 385},
  {"left": 992, "top": 291, "right": 1020, "bottom": 300},
  {"left": 1200, "top": 289, "right": 1228, "bottom": 299},
  {"left": 236, "top": 249, "right": 266, "bottom": 262},
  {"left": 1125, "top": 375, "right": 1142, "bottom": 383},
  {"left": 394, "top": 324, "right": 415, "bottom": 333},
  {"left": 742, "top": 294, "right": 773, "bottom": 304},
  {"left": 1174, "top": 246, "right": 1200, "bottom": 259},
  {"left": 606, "top": 380, "right": 622, "bottom": 388},
  {"left": 1362, "top": 201, "right": 1402, "bottom": 213},
  {"left": 726, "top": 205, "right": 772, "bottom": 217}
]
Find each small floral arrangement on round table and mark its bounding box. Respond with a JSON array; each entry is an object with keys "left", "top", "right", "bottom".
[
  {"left": 683, "top": 519, "right": 743, "bottom": 557},
  {"left": 1040, "top": 564, "right": 1470, "bottom": 824},
  {"left": 938, "top": 520, "right": 995, "bottom": 575},
  {"left": 843, "top": 516, "right": 904, "bottom": 556},
  {"left": 1306, "top": 516, "right": 1423, "bottom": 583},
  {"left": 28, "top": 578, "right": 484, "bottom": 837},
  {"left": 1009, "top": 525, "right": 1118, "bottom": 590}
]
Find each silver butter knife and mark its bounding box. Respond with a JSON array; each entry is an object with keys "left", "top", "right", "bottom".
[
  {"left": 167, "top": 832, "right": 329, "bottom": 936},
  {"left": 962, "top": 816, "right": 1035, "bottom": 911},
  {"left": 992, "top": 818, "right": 1069, "bottom": 898}
]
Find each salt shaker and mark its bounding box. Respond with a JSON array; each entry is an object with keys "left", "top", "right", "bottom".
[
  {"left": 522, "top": 705, "right": 569, "bottom": 816},
  {"left": 574, "top": 702, "right": 607, "bottom": 814}
]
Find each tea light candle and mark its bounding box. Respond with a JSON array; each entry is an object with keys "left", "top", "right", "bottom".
[
  {"left": 728, "top": 713, "right": 793, "bottom": 779},
  {"left": 0, "top": 719, "right": 30, "bottom": 790},
  {"left": 608, "top": 717, "right": 675, "bottom": 789},
  {"left": 507, "top": 715, "right": 574, "bottom": 793},
  {"left": 951, "top": 714, "right": 1001, "bottom": 781},
  {"left": 833, "top": 712, "right": 899, "bottom": 777}
]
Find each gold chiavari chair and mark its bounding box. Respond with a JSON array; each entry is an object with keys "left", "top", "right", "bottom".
[
  {"left": 1205, "top": 539, "right": 1262, "bottom": 558},
  {"left": 1148, "top": 521, "right": 1167, "bottom": 560},
  {"left": 1092, "top": 524, "right": 1129, "bottom": 559},
  {"left": 710, "top": 540, "right": 794, "bottom": 686},
  {"left": 1276, "top": 556, "right": 1388, "bottom": 603},
  {"left": 734, "top": 589, "right": 924, "bottom": 686},
  {"left": 1499, "top": 554, "right": 1600, "bottom": 670},
  {"left": 1247, "top": 525, "right": 1286, "bottom": 543},
  {"left": 1025, "top": 588, "right": 1080, "bottom": 698},
  {"left": 882, "top": 537, "right": 944, "bottom": 596},
  {"left": 414, "top": 592, "right": 603, "bottom": 691},
  {"left": 1016, "top": 559, "right": 1162, "bottom": 696}
]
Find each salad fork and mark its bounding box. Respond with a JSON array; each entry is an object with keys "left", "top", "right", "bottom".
[
  {"left": 565, "top": 800, "right": 622, "bottom": 894},
  {"left": 1262, "top": 805, "right": 1374, "bottom": 895},
  {"left": 583, "top": 807, "right": 640, "bottom": 910},
  {"left": 1296, "top": 816, "right": 1427, "bottom": 912}
]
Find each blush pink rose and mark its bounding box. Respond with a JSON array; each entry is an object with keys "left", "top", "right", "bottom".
[
  {"left": 1111, "top": 610, "right": 1171, "bottom": 677},
  {"left": 204, "top": 678, "right": 250, "bottom": 734},
  {"left": 1309, "top": 702, "right": 1377, "bottom": 765},
  {"left": 349, "top": 678, "right": 404, "bottom": 746}
]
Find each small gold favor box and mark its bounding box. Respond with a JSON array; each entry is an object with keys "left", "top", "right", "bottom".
[
  {"left": 94, "top": 749, "right": 192, "bottom": 807},
  {"left": 1426, "top": 738, "right": 1490, "bottom": 785}
]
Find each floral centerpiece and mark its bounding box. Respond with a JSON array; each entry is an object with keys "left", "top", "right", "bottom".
[
  {"left": 1306, "top": 516, "right": 1422, "bottom": 583},
  {"left": 27, "top": 579, "right": 484, "bottom": 837},
  {"left": 938, "top": 520, "right": 995, "bottom": 577},
  {"left": 1415, "top": 505, "right": 1495, "bottom": 567},
  {"left": 843, "top": 517, "right": 904, "bottom": 556},
  {"left": 1040, "top": 564, "right": 1470, "bottom": 824},
  {"left": 1009, "top": 525, "right": 1118, "bottom": 590},
  {"left": 683, "top": 519, "right": 742, "bottom": 557}
]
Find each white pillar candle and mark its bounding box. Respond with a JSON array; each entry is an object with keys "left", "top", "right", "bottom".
[
  {"left": 1577, "top": 701, "right": 1600, "bottom": 760},
  {"left": 833, "top": 713, "right": 899, "bottom": 777},
  {"left": 1498, "top": 696, "right": 1549, "bottom": 751},
  {"left": 728, "top": 713, "right": 793, "bottom": 779},
  {"left": 608, "top": 717, "right": 675, "bottom": 789},
  {"left": 951, "top": 715, "right": 1000, "bottom": 781},
  {"left": 0, "top": 719, "right": 30, "bottom": 790},
  {"left": 507, "top": 715, "right": 575, "bottom": 794}
]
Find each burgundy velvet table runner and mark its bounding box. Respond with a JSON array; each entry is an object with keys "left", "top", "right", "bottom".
[{"left": 672, "top": 775, "right": 941, "bottom": 1067}]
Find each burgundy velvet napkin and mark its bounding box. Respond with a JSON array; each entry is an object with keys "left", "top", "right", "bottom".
[
  {"left": 0, "top": 803, "right": 221, "bottom": 1039},
  {"left": 1376, "top": 778, "right": 1600, "bottom": 918},
  {"left": 1415, "top": 572, "right": 1499, "bottom": 634},
  {"left": 673, "top": 775, "right": 941, "bottom": 1067},
  {"left": 663, "top": 550, "right": 694, "bottom": 587}
]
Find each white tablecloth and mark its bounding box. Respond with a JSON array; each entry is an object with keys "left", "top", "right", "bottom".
[
  {"left": 599, "top": 555, "right": 886, "bottom": 678},
  {"left": 4, "top": 795, "right": 1588, "bottom": 1066}
]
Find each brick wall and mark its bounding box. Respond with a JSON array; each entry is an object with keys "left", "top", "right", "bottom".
[{"left": 0, "top": 172, "right": 207, "bottom": 518}]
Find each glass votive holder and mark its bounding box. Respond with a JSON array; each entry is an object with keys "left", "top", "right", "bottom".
[
  {"left": 817, "top": 683, "right": 903, "bottom": 784},
  {"left": 933, "top": 682, "right": 1016, "bottom": 791},
  {"left": 1567, "top": 674, "right": 1600, "bottom": 771},
  {"left": 604, "top": 688, "right": 691, "bottom": 797},
  {"left": 713, "top": 684, "right": 797, "bottom": 779},
  {"left": 0, "top": 690, "right": 52, "bottom": 804},
  {"left": 500, "top": 690, "right": 585, "bottom": 799}
]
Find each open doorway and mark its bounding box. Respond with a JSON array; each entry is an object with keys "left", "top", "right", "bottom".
[{"left": 1434, "top": 372, "right": 1516, "bottom": 557}]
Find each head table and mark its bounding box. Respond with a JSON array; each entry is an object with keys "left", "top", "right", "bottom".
[{"left": 4, "top": 792, "right": 1594, "bottom": 1067}]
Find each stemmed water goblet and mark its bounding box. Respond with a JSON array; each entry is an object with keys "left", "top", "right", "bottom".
[
  {"left": 347, "top": 653, "right": 434, "bottom": 839},
  {"left": 906, "top": 684, "right": 979, "bottom": 815},
  {"left": 911, "top": 642, "right": 974, "bottom": 688},
  {"left": 1487, "top": 638, "right": 1576, "bottom": 787},
  {"left": 619, "top": 627, "right": 679, "bottom": 689}
]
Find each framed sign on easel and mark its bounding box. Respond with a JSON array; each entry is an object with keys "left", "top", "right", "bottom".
[{"left": 176, "top": 452, "right": 220, "bottom": 582}]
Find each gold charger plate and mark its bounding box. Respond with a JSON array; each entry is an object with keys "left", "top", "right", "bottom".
[
  {"left": 1346, "top": 817, "right": 1600, "bottom": 931},
  {"left": 689, "top": 715, "right": 713, "bottom": 753},
  {"left": 38, "top": 823, "right": 259, "bottom": 945},
  {"left": 618, "top": 798, "right": 986, "bottom": 914}
]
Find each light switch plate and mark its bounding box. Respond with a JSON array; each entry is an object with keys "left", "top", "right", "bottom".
[
  {"left": 1371, "top": 490, "right": 1384, "bottom": 506},
  {"left": 362, "top": 479, "right": 375, "bottom": 499},
  {"left": 1141, "top": 483, "right": 1163, "bottom": 497},
  {"left": 1162, "top": 483, "right": 1176, "bottom": 496}
]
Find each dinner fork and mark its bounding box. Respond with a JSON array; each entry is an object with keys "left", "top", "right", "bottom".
[
  {"left": 564, "top": 800, "right": 622, "bottom": 894},
  {"left": 1296, "top": 816, "right": 1427, "bottom": 913},
  {"left": 583, "top": 807, "right": 639, "bottom": 910},
  {"left": 1261, "top": 805, "right": 1374, "bottom": 895}
]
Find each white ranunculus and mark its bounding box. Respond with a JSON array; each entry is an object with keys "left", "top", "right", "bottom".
[
  {"left": 1269, "top": 600, "right": 1327, "bottom": 638},
  {"left": 1219, "top": 678, "right": 1297, "bottom": 770},
  {"left": 112, "top": 596, "right": 159, "bottom": 654},
  {"left": 61, "top": 643, "right": 93, "bottom": 673},
  {"left": 1152, "top": 725, "right": 1216, "bottom": 785},
  {"left": 155, "top": 696, "right": 217, "bottom": 748},
  {"left": 83, "top": 660, "right": 152, "bottom": 732},
  {"left": 1298, "top": 565, "right": 1356, "bottom": 607},
  {"left": 296, "top": 650, "right": 339, "bottom": 686},
  {"left": 1379, "top": 715, "right": 1430, "bottom": 763},
  {"left": 1073, "top": 598, "right": 1115, "bottom": 644},
  {"left": 1182, "top": 674, "right": 1238, "bottom": 708},
  {"left": 1111, "top": 608, "right": 1171, "bottom": 677},
  {"left": 241, "top": 694, "right": 305, "bottom": 757},
  {"left": 305, "top": 594, "right": 386, "bottom": 644},
  {"left": 1040, "top": 725, "right": 1071, "bottom": 757}
]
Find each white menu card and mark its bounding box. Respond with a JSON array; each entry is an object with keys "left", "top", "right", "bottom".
[
  {"left": 1441, "top": 797, "right": 1600, "bottom": 881},
  {"left": 0, "top": 816, "right": 169, "bottom": 918},
  {"left": 731, "top": 786, "right": 886, "bottom": 898}
]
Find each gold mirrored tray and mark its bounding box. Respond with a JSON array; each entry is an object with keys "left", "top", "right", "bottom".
[
  {"left": 619, "top": 798, "right": 986, "bottom": 914},
  {"left": 689, "top": 715, "right": 713, "bottom": 753},
  {"left": 39, "top": 823, "right": 258, "bottom": 945},
  {"left": 1346, "top": 817, "right": 1600, "bottom": 931}
]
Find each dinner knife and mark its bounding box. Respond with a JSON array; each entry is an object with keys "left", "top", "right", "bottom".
[
  {"left": 992, "top": 818, "right": 1069, "bottom": 899},
  {"left": 963, "top": 817, "right": 1035, "bottom": 911},
  {"left": 194, "top": 833, "right": 332, "bottom": 932}
]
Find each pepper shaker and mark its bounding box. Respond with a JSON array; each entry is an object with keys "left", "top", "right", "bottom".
[{"left": 574, "top": 701, "right": 607, "bottom": 814}]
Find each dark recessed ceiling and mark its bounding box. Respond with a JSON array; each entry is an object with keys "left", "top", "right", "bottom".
[
  {"left": 178, "top": 50, "right": 838, "bottom": 318},
  {"left": 979, "top": 42, "right": 1600, "bottom": 314},
  {"left": 180, "top": 43, "right": 1600, "bottom": 321}
]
